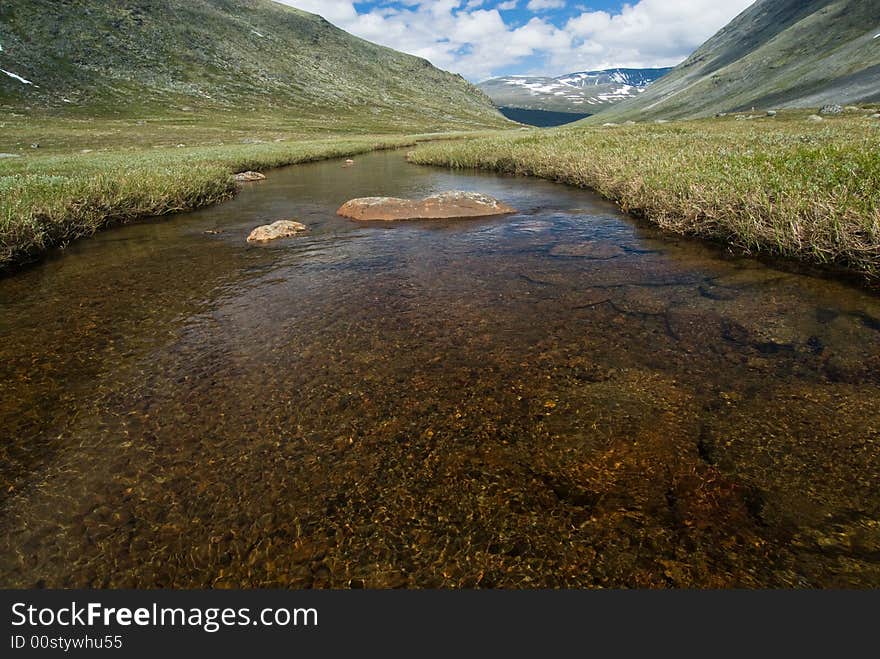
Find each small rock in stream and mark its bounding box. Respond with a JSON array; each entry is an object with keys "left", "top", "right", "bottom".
[{"left": 247, "top": 220, "right": 308, "bottom": 242}]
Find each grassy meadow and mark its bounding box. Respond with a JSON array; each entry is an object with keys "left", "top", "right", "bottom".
[
  {"left": 410, "top": 109, "right": 880, "bottom": 277},
  {"left": 0, "top": 111, "right": 508, "bottom": 271},
  {"left": 4, "top": 106, "right": 880, "bottom": 278}
]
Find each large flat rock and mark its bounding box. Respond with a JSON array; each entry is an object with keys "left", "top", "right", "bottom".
[{"left": 337, "top": 191, "right": 516, "bottom": 221}]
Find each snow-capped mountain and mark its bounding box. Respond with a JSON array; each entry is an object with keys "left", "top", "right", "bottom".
[{"left": 478, "top": 67, "right": 673, "bottom": 114}]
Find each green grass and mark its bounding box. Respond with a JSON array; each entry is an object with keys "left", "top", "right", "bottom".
[
  {"left": 0, "top": 112, "right": 506, "bottom": 270},
  {"left": 6, "top": 108, "right": 880, "bottom": 278},
  {"left": 409, "top": 110, "right": 880, "bottom": 276}
]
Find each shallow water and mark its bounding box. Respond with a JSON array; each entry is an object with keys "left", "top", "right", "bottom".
[{"left": 1, "top": 150, "right": 879, "bottom": 588}]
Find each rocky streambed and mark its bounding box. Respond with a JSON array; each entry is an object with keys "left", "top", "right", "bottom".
[{"left": 0, "top": 150, "right": 878, "bottom": 588}]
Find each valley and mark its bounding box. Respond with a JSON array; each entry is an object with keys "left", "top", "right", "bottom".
[{"left": 1, "top": 0, "right": 880, "bottom": 592}]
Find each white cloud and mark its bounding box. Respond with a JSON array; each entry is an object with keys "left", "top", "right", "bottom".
[
  {"left": 526, "top": 0, "right": 565, "bottom": 11},
  {"left": 559, "top": 0, "right": 755, "bottom": 71},
  {"left": 275, "top": 0, "right": 358, "bottom": 24},
  {"left": 273, "top": 0, "right": 756, "bottom": 81}
]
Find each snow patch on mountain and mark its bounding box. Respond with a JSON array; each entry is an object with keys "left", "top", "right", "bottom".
[
  {"left": 556, "top": 69, "right": 671, "bottom": 89},
  {"left": 1, "top": 68, "right": 33, "bottom": 85}
]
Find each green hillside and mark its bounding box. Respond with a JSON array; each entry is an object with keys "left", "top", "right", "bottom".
[
  {"left": 592, "top": 0, "right": 880, "bottom": 122},
  {"left": 0, "top": 0, "right": 505, "bottom": 129}
]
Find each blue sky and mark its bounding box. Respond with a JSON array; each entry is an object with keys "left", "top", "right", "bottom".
[{"left": 276, "top": 1, "right": 755, "bottom": 81}]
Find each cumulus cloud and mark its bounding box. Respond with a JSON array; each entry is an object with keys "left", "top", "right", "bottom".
[
  {"left": 277, "top": 0, "right": 357, "bottom": 24},
  {"left": 273, "top": 0, "right": 755, "bottom": 81},
  {"left": 559, "top": 0, "right": 755, "bottom": 71},
  {"left": 526, "top": 0, "right": 565, "bottom": 11}
]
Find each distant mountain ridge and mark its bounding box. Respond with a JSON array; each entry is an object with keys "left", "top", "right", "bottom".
[
  {"left": 0, "top": 0, "right": 506, "bottom": 129},
  {"left": 478, "top": 68, "right": 673, "bottom": 114},
  {"left": 592, "top": 0, "right": 880, "bottom": 122}
]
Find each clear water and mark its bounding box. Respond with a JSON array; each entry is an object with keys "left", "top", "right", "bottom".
[{"left": 1, "top": 150, "right": 878, "bottom": 588}]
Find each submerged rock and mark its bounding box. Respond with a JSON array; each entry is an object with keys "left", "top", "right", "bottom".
[
  {"left": 549, "top": 242, "right": 625, "bottom": 259},
  {"left": 247, "top": 220, "right": 308, "bottom": 242},
  {"left": 234, "top": 171, "right": 267, "bottom": 183},
  {"left": 337, "top": 191, "right": 516, "bottom": 221}
]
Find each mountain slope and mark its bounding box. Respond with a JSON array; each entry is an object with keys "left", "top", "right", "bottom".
[
  {"left": 0, "top": 0, "right": 506, "bottom": 128},
  {"left": 592, "top": 0, "right": 880, "bottom": 122},
  {"left": 478, "top": 68, "right": 672, "bottom": 114}
]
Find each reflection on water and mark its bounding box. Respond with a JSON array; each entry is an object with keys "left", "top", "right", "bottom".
[{"left": 1, "top": 151, "right": 879, "bottom": 588}]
